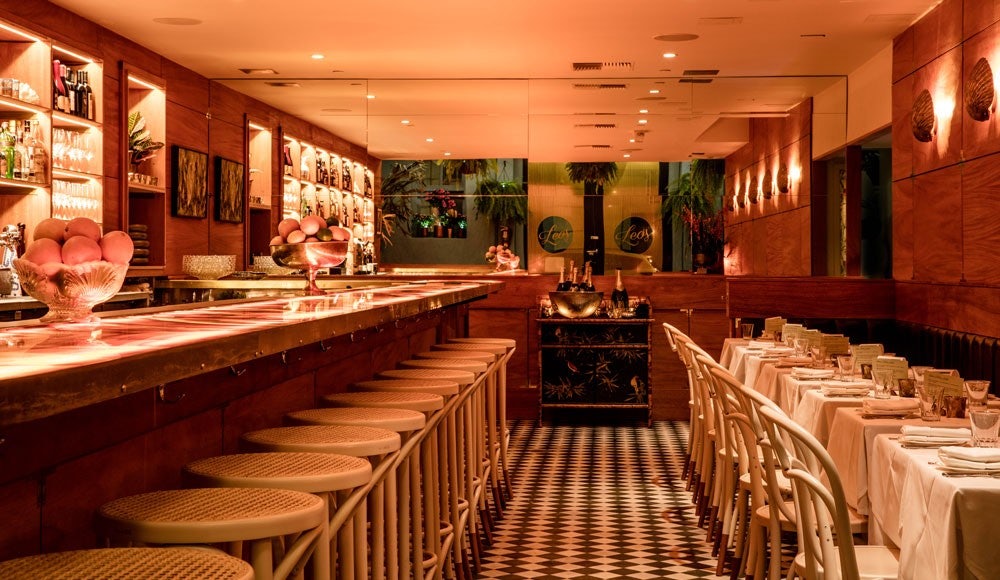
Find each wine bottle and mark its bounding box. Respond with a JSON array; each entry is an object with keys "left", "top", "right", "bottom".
[
  {"left": 611, "top": 268, "right": 629, "bottom": 312},
  {"left": 1, "top": 122, "right": 15, "bottom": 179},
  {"left": 81, "top": 71, "right": 94, "bottom": 120},
  {"left": 13, "top": 122, "right": 25, "bottom": 180},
  {"left": 53, "top": 60, "right": 66, "bottom": 112},
  {"left": 556, "top": 266, "right": 569, "bottom": 291},
  {"left": 64, "top": 67, "right": 76, "bottom": 117}
]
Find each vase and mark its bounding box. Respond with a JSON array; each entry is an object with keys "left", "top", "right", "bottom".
[
  {"left": 446, "top": 228, "right": 453, "bottom": 238},
  {"left": 434, "top": 225, "right": 444, "bottom": 238}
]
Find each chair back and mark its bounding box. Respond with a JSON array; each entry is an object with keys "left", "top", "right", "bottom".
[{"left": 757, "top": 405, "right": 861, "bottom": 580}]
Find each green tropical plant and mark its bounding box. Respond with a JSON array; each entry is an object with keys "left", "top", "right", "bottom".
[
  {"left": 565, "top": 162, "right": 618, "bottom": 275},
  {"left": 564, "top": 162, "right": 619, "bottom": 187},
  {"left": 473, "top": 178, "right": 527, "bottom": 225},
  {"left": 662, "top": 159, "right": 727, "bottom": 266},
  {"left": 127, "top": 111, "right": 164, "bottom": 166},
  {"left": 379, "top": 161, "right": 426, "bottom": 238},
  {"left": 436, "top": 159, "right": 496, "bottom": 183}
]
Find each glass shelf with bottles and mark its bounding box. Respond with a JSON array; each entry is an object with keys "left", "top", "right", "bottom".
[{"left": 0, "top": 116, "right": 48, "bottom": 190}]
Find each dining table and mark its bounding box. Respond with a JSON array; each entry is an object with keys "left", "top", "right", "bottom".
[{"left": 867, "top": 434, "right": 1000, "bottom": 579}]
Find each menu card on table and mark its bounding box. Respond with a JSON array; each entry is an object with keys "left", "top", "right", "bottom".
[
  {"left": 924, "top": 370, "right": 965, "bottom": 396},
  {"left": 852, "top": 343, "right": 884, "bottom": 367},
  {"left": 873, "top": 355, "right": 909, "bottom": 382},
  {"left": 821, "top": 334, "right": 851, "bottom": 355},
  {"left": 802, "top": 329, "right": 823, "bottom": 348},
  {"left": 782, "top": 323, "right": 804, "bottom": 341},
  {"left": 765, "top": 317, "right": 787, "bottom": 334}
]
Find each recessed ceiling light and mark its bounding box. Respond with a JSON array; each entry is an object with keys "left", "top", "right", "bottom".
[
  {"left": 638, "top": 119, "right": 648, "bottom": 124},
  {"left": 425, "top": 138, "right": 434, "bottom": 142},
  {"left": 663, "top": 52, "right": 677, "bottom": 58},
  {"left": 654, "top": 33, "right": 699, "bottom": 42},
  {"left": 310, "top": 53, "right": 325, "bottom": 60},
  {"left": 638, "top": 109, "right": 648, "bottom": 114},
  {"left": 152, "top": 17, "right": 202, "bottom": 25},
  {"left": 401, "top": 119, "right": 411, "bottom": 125},
  {"left": 444, "top": 152, "right": 452, "bottom": 156},
  {"left": 649, "top": 89, "right": 660, "bottom": 94},
  {"left": 623, "top": 154, "right": 631, "bottom": 158},
  {"left": 629, "top": 138, "right": 636, "bottom": 143},
  {"left": 366, "top": 94, "right": 375, "bottom": 99}
]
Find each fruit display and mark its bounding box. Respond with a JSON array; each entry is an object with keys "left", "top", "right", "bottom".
[
  {"left": 12, "top": 217, "right": 132, "bottom": 323},
  {"left": 270, "top": 216, "right": 351, "bottom": 246},
  {"left": 269, "top": 216, "right": 351, "bottom": 295}
]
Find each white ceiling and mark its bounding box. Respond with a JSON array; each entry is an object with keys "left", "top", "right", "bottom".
[{"left": 50, "top": 0, "right": 938, "bottom": 162}]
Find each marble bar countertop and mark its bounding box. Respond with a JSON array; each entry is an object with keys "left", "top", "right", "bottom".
[{"left": 0, "top": 280, "right": 501, "bottom": 427}]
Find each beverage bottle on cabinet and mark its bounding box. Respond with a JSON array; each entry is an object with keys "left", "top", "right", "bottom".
[
  {"left": 568, "top": 265, "right": 579, "bottom": 292},
  {"left": 610, "top": 268, "right": 629, "bottom": 313},
  {"left": 555, "top": 267, "right": 569, "bottom": 291},
  {"left": 0, "top": 122, "right": 15, "bottom": 179},
  {"left": 581, "top": 262, "right": 596, "bottom": 291}
]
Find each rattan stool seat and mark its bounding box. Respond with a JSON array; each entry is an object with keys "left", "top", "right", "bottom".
[
  {"left": 99, "top": 487, "right": 325, "bottom": 544},
  {"left": 416, "top": 350, "right": 495, "bottom": 363},
  {"left": 353, "top": 378, "right": 460, "bottom": 397},
  {"left": 376, "top": 368, "right": 476, "bottom": 386},
  {"left": 287, "top": 407, "right": 426, "bottom": 432},
  {"left": 0, "top": 547, "right": 254, "bottom": 579},
  {"left": 432, "top": 342, "right": 506, "bottom": 357},
  {"left": 184, "top": 452, "right": 372, "bottom": 492},
  {"left": 399, "top": 358, "right": 488, "bottom": 375},
  {"left": 241, "top": 425, "right": 401, "bottom": 457},
  {"left": 322, "top": 391, "right": 445, "bottom": 413}
]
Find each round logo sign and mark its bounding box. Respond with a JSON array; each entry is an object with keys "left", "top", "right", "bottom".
[
  {"left": 536, "top": 216, "right": 573, "bottom": 253},
  {"left": 613, "top": 217, "right": 654, "bottom": 254}
]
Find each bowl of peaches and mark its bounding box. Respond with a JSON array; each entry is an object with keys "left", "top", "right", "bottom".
[
  {"left": 270, "top": 215, "right": 352, "bottom": 295},
  {"left": 13, "top": 217, "right": 133, "bottom": 323}
]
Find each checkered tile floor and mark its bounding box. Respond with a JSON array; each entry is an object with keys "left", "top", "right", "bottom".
[{"left": 478, "top": 419, "right": 718, "bottom": 579}]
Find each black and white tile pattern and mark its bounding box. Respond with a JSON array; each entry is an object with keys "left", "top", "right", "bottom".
[{"left": 478, "top": 419, "right": 717, "bottom": 579}]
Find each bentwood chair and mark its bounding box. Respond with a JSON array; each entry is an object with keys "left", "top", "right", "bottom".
[
  {"left": 757, "top": 406, "right": 899, "bottom": 580},
  {"left": 662, "top": 322, "right": 696, "bottom": 482}
]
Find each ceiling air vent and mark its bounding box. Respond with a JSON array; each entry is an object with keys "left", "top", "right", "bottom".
[
  {"left": 239, "top": 68, "right": 278, "bottom": 75},
  {"left": 698, "top": 16, "right": 743, "bottom": 26},
  {"left": 683, "top": 69, "right": 720, "bottom": 76},
  {"left": 572, "top": 61, "right": 634, "bottom": 72},
  {"left": 573, "top": 123, "right": 617, "bottom": 129},
  {"left": 573, "top": 83, "right": 628, "bottom": 90},
  {"left": 679, "top": 78, "right": 713, "bottom": 84},
  {"left": 573, "top": 144, "right": 612, "bottom": 149},
  {"left": 573, "top": 112, "right": 618, "bottom": 116},
  {"left": 266, "top": 81, "right": 300, "bottom": 88}
]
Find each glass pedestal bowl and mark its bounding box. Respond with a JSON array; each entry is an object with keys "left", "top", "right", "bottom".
[
  {"left": 13, "top": 258, "right": 128, "bottom": 323},
  {"left": 271, "top": 241, "right": 349, "bottom": 294},
  {"left": 549, "top": 291, "right": 603, "bottom": 319}
]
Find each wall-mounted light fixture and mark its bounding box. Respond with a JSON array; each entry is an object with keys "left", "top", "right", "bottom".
[
  {"left": 777, "top": 164, "right": 789, "bottom": 194},
  {"left": 748, "top": 173, "right": 758, "bottom": 203},
  {"left": 966, "top": 57, "right": 994, "bottom": 122},
  {"left": 762, "top": 168, "right": 773, "bottom": 199},
  {"left": 912, "top": 89, "right": 936, "bottom": 142}
]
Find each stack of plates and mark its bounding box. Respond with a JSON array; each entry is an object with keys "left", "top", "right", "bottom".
[{"left": 898, "top": 425, "right": 971, "bottom": 447}]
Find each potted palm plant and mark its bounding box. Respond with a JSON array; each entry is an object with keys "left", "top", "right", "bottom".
[
  {"left": 379, "top": 161, "right": 425, "bottom": 240},
  {"left": 661, "top": 159, "right": 725, "bottom": 272}
]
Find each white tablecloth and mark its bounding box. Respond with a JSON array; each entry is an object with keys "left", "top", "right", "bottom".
[
  {"left": 868, "top": 435, "right": 1000, "bottom": 579},
  {"left": 719, "top": 337, "right": 747, "bottom": 369},
  {"left": 791, "top": 389, "right": 866, "bottom": 446}
]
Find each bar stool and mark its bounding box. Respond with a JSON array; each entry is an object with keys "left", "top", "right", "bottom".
[
  {"left": 321, "top": 391, "right": 445, "bottom": 580},
  {"left": 183, "top": 452, "right": 372, "bottom": 580},
  {"left": 98, "top": 487, "right": 327, "bottom": 580},
  {"left": 372, "top": 369, "right": 474, "bottom": 580},
  {"left": 439, "top": 339, "right": 516, "bottom": 501},
  {"left": 0, "top": 547, "right": 255, "bottom": 579},
  {"left": 285, "top": 408, "right": 425, "bottom": 580},
  {"left": 239, "top": 425, "right": 401, "bottom": 580}
]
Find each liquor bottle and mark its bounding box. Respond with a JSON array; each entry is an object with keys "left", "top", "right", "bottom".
[
  {"left": 21, "top": 120, "right": 35, "bottom": 181},
  {"left": 1, "top": 122, "right": 15, "bottom": 180},
  {"left": 611, "top": 268, "right": 629, "bottom": 312},
  {"left": 555, "top": 266, "right": 569, "bottom": 291},
  {"left": 53, "top": 60, "right": 66, "bottom": 112},
  {"left": 283, "top": 145, "right": 293, "bottom": 175},
  {"left": 29, "top": 121, "right": 47, "bottom": 180},
  {"left": 316, "top": 199, "right": 325, "bottom": 219},
  {"left": 13, "top": 122, "right": 26, "bottom": 180}
]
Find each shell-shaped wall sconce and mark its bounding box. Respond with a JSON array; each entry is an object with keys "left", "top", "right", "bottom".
[
  {"left": 966, "top": 57, "right": 994, "bottom": 122},
  {"left": 762, "top": 169, "right": 773, "bottom": 199},
  {"left": 912, "top": 89, "right": 935, "bottom": 142},
  {"left": 777, "top": 164, "right": 789, "bottom": 193},
  {"left": 748, "top": 174, "right": 758, "bottom": 203}
]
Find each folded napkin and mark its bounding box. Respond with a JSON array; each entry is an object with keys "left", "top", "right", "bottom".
[
  {"left": 748, "top": 340, "right": 776, "bottom": 349},
  {"left": 777, "top": 356, "right": 813, "bottom": 367},
  {"left": 764, "top": 346, "right": 795, "bottom": 355},
  {"left": 901, "top": 425, "right": 972, "bottom": 439},
  {"left": 821, "top": 382, "right": 871, "bottom": 396},
  {"left": 938, "top": 446, "right": 1000, "bottom": 470},
  {"left": 791, "top": 367, "right": 835, "bottom": 379},
  {"left": 862, "top": 397, "right": 920, "bottom": 412}
]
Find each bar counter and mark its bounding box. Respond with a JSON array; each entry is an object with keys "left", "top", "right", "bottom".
[{"left": 0, "top": 280, "right": 500, "bottom": 427}]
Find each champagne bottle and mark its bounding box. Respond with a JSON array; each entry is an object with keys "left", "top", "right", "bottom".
[
  {"left": 611, "top": 268, "right": 629, "bottom": 312},
  {"left": 568, "top": 266, "right": 579, "bottom": 292},
  {"left": 556, "top": 266, "right": 568, "bottom": 291},
  {"left": 582, "top": 262, "right": 595, "bottom": 291},
  {"left": 1, "top": 122, "right": 15, "bottom": 180}
]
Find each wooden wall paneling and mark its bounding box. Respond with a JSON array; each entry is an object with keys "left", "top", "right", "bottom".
[
  {"left": 892, "top": 74, "right": 915, "bottom": 180},
  {"left": 0, "top": 477, "right": 39, "bottom": 560},
  {"left": 208, "top": 117, "right": 246, "bottom": 261},
  {"left": 752, "top": 219, "right": 769, "bottom": 275},
  {"left": 892, "top": 178, "right": 914, "bottom": 280},
  {"left": 785, "top": 99, "right": 813, "bottom": 145},
  {"left": 41, "top": 436, "right": 147, "bottom": 552},
  {"left": 965, "top": 0, "right": 1000, "bottom": 40},
  {"left": 912, "top": 165, "right": 963, "bottom": 283},
  {"left": 103, "top": 74, "right": 121, "bottom": 179},
  {"left": 798, "top": 206, "right": 813, "bottom": 275},
  {"left": 961, "top": 153, "right": 1000, "bottom": 284},
  {"left": 844, "top": 145, "right": 862, "bottom": 275},
  {"left": 911, "top": 48, "right": 964, "bottom": 175},
  {"left": 162, "top": 59, "right": 209, "bottom": 113},
  {"left": 913, "top": 0, "right": 964, "bottom": 72},
  {"left": 222, "top": 375, "right": 315, "bottom": 453},
  {"left": 209, "top": 83, "right": 249, "bottom": 127},
  {"left": 962, "top": 26, "right": 1000, "bottom": 161},
  {"left": 651, "top": 310, "right": 689, "bottom": 421},
  {"left": 811, "top": 157, "right": 830, "bottom": 275},
  {"left": 895, "top": 281, "right": 1000, "bottom": 338},
  {"left": 103, "top": 176, "right": 121, "bottom": 231},
  {"left": 143, "top": 409, "right": 222, "bottom": 492},
  {"left": 724, "top": 222, "right": 746, "bottom": 275},
  {"left": 727, "top": 277, "right": 895, "bottom": 320},
  {"left": 315, "top": 351, "right": 372, "bottom": 399},
  {"left": 165, "top": 101, "right": 211, "bottom": 273},
  {"left": 765, "top": 208, "right": 807, "bottom": 276},
  {"left": 98, "top": 35, "right": 162, "bottom": 81},
  {"left": 893, "top": 26, "right": 916, "bottom": 83}
]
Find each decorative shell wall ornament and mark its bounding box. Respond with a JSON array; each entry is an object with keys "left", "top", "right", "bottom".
[
  {"left": 966, "top": 57, "right": 995, "bottom": 122},
  {"left": 725, "top": 185, "right": 736, "bottom": 212},
  {"left": 762, "top": 169, "right": 774, "bottom": 199},
  {"left": 777, "top": 164, "right": 789, "bottom": 193},
  {"left": 911, "top": 89, "right": 936, "bottom": 142},
  {"left": 748, "top": 174, "right": 759, "bottom": 203}
]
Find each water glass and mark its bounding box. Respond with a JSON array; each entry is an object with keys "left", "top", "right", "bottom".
[
  {"left": 810, "top": 345, "right": 828, "bottom": 368},
  {"left": 740, "top": 323, "right": 754, "bottom": 339},
  {"left": 965, "top": 380, "right": 991, "bottom": 410},
  {"left": 969, "top": 410, "right": 1000, "bottom": 447},
  {"left": 793, "top": 338, "right": 809, "bottom": 356},
  {"left": 916, "top": 385, "right": 943, "bottom": 421},
  {"left": 872, "top": 369, "right": 894, "bottom": 399},
  {"left": 837, "top": 354, "right": 856, "bottom": 381}
]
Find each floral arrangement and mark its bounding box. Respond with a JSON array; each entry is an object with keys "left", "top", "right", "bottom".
[
  {"left": 423, "top": 188, "right": 458, "bottom": 212},
  {"left": 683, "top": 207, "right": 725, "bottom": 257}
]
